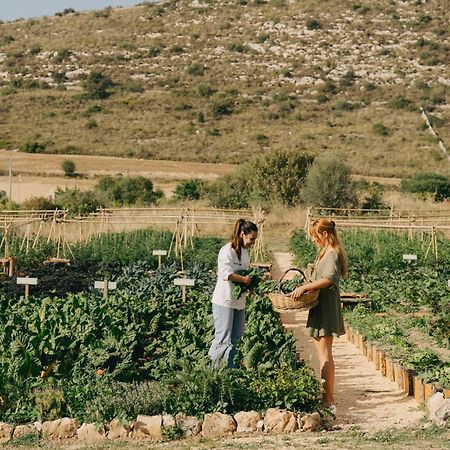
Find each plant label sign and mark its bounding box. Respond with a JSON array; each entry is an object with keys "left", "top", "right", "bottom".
[
  {"left": 174, "top": 278, "right": 195, "bottom": 303},
  {"left": 94, "top": 281, "right": 117, "bottom": 290},
  {"left": 402, "top": 254, "right": 417, "bottom": 261},
  {"left": 16, "top": 276, "right": 38, "bottom": 299},
  {"left": 153, "top": 249, "right": 168, "bottom": 268},
  {"left": 16, "top": 277, "right": 38, "bottom": 285},
  {"left": 174, "top": 278, "right": 195, "bottom": 287},
  {"left": 94, "top": 280, "right": 117, "bottom": 299}
]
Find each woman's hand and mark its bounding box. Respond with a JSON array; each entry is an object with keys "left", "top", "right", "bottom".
[
  {"left": 243, "top": 275, "right": 253, "bottom": 286},
  {"left": 291, "top": 285, "right": 307, "bottom": 299}
]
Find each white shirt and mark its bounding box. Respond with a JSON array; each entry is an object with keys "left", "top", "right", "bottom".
[{"left": 212, "top": 242, "right": 249, "bottom": 310}]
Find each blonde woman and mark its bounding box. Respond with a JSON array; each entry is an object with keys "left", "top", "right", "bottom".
[{"left": 291, "top": 218, "right": 348, "bottom": 413}]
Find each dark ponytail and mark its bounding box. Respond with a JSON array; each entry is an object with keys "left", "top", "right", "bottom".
[{"left": 231, "top": 219, "right": 258, "bottom": 260}]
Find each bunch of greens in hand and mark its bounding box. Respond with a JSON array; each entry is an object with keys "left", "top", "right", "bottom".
[{"left": 232, "top": 268, "right": 267, "bottom": 299}]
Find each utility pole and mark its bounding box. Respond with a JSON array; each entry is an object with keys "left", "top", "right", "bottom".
[{"left": 8, "top": 159, "right": 12, "bottom": 199}]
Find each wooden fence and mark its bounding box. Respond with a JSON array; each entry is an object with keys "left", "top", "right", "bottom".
[{"left": 0, "top": 207, "right": 267, "bottom": 262}]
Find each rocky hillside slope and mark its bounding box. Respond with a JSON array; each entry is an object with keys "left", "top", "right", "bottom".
[{"left": 0, "top": 0, "right": 449, "bottom": 177}]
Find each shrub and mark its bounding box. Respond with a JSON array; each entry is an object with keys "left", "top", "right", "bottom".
[
  {"left": 301, "top": 150, "right": 357, "bottom": 208},
  {"left": 53, "top": 49, "right": 72, "bottom": 63},
  {"left": 85, "top": 119, "right": 98, "bottom": 129},
  {"left": 198, "top": 84, "right": 215, "bottom": 97},
  {"left": 211, "top": 99, "right": 234, "bottom": 118},
  {"left": 20, "top": 142, "right": 46, "bottom": 153},
  {"left": 62, "top": 159, "right": 76, "bottom": 177},
  {"left": 187, "top": 63, "right": 206, "bottom": 76},
  {"left": 206, "top": 168, "right": 252, "bottom": 209},
  {"left": 94, "top": 176, "right": 164, "bottom": 206},
  {"left": 389, "top": 95, "right": 416, "bottom": 111},
  {"left": 83, "top": 71, "right": 114, "bottom": 100},
  {"left": 306, "top": 19, "right": 321, "bottom": 30},
  {"left": 228, "top": 42, "right": 247, "bottom": 53},
  {"left": 372, "top": 123, "right": 390, "bottom": 136},
  {"left": 55, "top": 187, "right": 102, "bottom": 215},
  {"left": 173, "top": 179, "right": 203, "bottom": 200},
  {"left": 21, "top": 197, "right": 59, "bottom": 210},
  {"left": 250, "top": 150, "right": 314, "bottom": 206},
  {"left": 400, "top": 173, "right": 450, "bottom": 202}
]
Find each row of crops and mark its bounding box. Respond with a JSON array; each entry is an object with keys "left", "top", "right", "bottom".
[
  {"left": 291, "top": 229, "right": 450, "bottom": 390},
  {"left": 0, "top": 230, "right": 321, "bottom": 425}
]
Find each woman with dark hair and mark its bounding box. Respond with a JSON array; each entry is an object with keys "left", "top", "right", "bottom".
[
  {"left": 291, "top": 218, "right": 348, "bottom": 413},
  {"left": 208, "top": 219, "right": 258, "bottom": 368}
]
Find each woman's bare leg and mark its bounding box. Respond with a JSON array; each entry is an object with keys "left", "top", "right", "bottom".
[{"left": 314, "top": 336, "right": 335, "bottom": 405}]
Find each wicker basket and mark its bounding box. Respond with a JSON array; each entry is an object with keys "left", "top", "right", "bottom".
[{"left": 268, "top": 268, "right": 319, "bottom": 312}]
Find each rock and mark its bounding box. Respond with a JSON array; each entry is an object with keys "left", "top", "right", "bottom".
[
  {"left": 175, "top": 414, "right": 202, "bottom": 437},
  {"left": 13, "top": 424, "right": 39, "bottom": 440},
  {"left": 300, "top": 412, "right": 322, "bottom": 432},
  {"left": 76, "top": 423, "right": 105, "bottom": 442},
  {"left": 33, "top": 422, "right": 43, "bottom": 433},
  {"left": 106, "top": 418, "right": 131, "bottom": 440},
  {"left": 42, "top": 418, "right": 80, "bottom": 440},
  {"left": 434, "top": 400, "right": 450, "bottom": 426},
  {"left": 234, "top": 411, "right": 263, "bottom": 433},
  {"left": 256, "top": 419, "right": 264, "bottom": 432},
  {"left": 264, "top": 408, "right": 298, "bottom": 433},
  {"left": 132, "top": 415, "right": 162, "bottom": 440},
  {"left": 428, "top": 392, "right": 445, "bottom": 419},
  {"left": 0, "top": 422, "right": 14, "bottom": 444},
  {"left": 202, "top": 412, "right": 236, "bottom": 438},
  {"left": 162, "top": 414, "right": 176, "bottom": 428}
]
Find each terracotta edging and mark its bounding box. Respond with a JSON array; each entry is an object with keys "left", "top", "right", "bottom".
[{"left": 344, "top": 323, "right": 439, "bottom": 405}]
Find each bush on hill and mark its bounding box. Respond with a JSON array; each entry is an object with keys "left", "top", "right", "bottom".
[{"left": 400, "top": 172, "right": 450, "bottom": 202}]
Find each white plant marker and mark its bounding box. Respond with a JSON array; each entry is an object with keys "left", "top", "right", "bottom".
[
  {"left": 153, "top": 250, "right": 168, "bottom": 268},
  {"left": 402, "top": 254, "right": 417, "bottom": 263},
  {"left": 174, "top": 278, "right": 195, "bottom": 303},
  {"left": 17, "top": 276, "right": 38, "bottom": 299},
  {"left": 94, "top": 279, "right": 117, "bottom": 299}
]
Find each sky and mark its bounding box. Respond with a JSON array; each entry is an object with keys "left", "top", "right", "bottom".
[{"left": 0, "top": 0, "right": 157, "bottom": 22}]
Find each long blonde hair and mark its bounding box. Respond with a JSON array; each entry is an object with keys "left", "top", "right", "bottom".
[{"left": 310, "top": 218, "right": 348, "bottom": 278}]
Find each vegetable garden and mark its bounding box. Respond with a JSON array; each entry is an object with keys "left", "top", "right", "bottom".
[
  {"left": 0, "top": 228, "right": 321, "bottom": 426},
  {"left": 291, "top": 228, "right": 450, "bottom": 396}
]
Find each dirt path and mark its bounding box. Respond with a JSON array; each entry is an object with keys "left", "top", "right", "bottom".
[{"left": 271, "top": 251, "right": 424, "bottom": 433}]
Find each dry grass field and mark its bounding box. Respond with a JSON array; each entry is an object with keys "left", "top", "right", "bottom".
[{"left": 0, "top": 0, "right": 448, "bottom": 178}]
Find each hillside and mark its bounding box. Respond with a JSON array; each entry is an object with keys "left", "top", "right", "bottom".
[{"left": 0, "top": 0, "right": 449, "bottom": 178}]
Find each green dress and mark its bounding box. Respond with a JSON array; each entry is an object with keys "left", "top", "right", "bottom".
[{"left": 306, "top": 249, "right": 345, "bottom": 338}]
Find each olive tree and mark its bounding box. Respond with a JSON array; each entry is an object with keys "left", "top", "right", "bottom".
[{"left": 301, "top": 150, "right": 357, "bottom": 208}]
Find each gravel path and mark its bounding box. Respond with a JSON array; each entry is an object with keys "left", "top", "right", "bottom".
[{"left": 271, "top": 251, "right": 424, "bottom": 432}]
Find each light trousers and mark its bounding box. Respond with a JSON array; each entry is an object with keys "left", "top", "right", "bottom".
[{"left": 208, "top": 303, "right": 245, "bottom": 368}]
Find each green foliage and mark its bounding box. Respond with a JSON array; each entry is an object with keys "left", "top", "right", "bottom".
[
  {"left": 301, "top": 149, "right": 357, "bottom": 208},
  {"left": 372, "top": 122, "right": 390, "bottom": 136},
  {"left": 83, "top": 71, "right": 114, "bottom": 100},
  {"left": 250, "top": 150, "right": 314, "bottom": 206},
  {"left": 206, "top": 167, "right": 252, "bottom": 208},
  {"left": 55, "top": 187, "right": 102, "bottom": 215},
  {"left": 19, "top": 142, "right": 46, "bottom": 153},
  {"left": 400, "top": 172, "right": 450, "bottom": 201},
  {"left": 61, "top": 159, "right": 76, "bottom": 177},
  {"left": 94, "top": 176, "right": 164, "bottom": 206},
  {"left": 306, "top": 19, "right": 321, "bottom": 30},
  {"left": 389, "top": 95, "right": 416, "bottom": 111},
  {"left": 173, "top": 179, "right": 203, "bottom": 200},
  {"left": 232, "top": 268, "right": 267, "bottom": 298},
  {"left": 211, "top": 98, "right": 234, "bottom": 118},
  {"left": 0, "top": 255, "right": 320, "bottom": 423},
  {"left": 21, "top": 196, "right": 59, "bottom": 210},
  {"left": 187, "top": 63, "right": 206, "bottom": 76}
]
